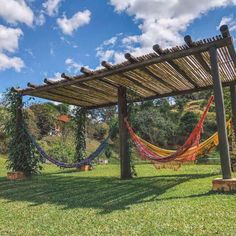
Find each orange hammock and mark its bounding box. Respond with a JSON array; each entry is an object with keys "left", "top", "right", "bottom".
[{"left": 125, "top": 96, "right": 214, "bottom": 163}]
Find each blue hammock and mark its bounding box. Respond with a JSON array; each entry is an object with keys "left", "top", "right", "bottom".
[{"left": 27, "top": 131, "right": 111, "bottom": 168}]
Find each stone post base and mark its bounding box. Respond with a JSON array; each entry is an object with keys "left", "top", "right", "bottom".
[{"left": 212, "top": 178, "right": 236, "bottom": 192}]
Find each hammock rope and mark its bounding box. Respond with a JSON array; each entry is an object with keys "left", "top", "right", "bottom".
[
  {"left": 27, "top": 129, "right": 112, "bottom": 168},
  {"left": 125, "top": 95, "right": 215, "bottom": 163}
]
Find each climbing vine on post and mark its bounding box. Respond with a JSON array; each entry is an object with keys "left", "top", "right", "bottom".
[
  {"left": 127, "top": 89, "right": 139, "bottom": 177},
  {"left": 74, "top": 107, "right": 86, "bottom": 162},
  {"left": 4, "top": 89, "right": 42, "bottom": 176}
]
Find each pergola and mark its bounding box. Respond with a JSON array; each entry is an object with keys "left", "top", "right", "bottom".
[{"left": 16, "top": 25, "right": 236, "bottom": 185}]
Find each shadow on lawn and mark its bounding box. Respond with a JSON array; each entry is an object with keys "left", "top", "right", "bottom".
[{"left": 0, "top": 171, "right": 217, "bottom": 214}]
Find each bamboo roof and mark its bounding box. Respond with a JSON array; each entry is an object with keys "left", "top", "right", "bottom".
[{"left": 17, "top": 25, "right": 236, "bottom": 109}]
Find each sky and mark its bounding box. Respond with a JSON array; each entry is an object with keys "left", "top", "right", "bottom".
[{"left": 0, "top": 0, "right": 236, "bottom": 97}]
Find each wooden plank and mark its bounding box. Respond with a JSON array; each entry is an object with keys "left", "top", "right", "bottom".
[
  {"left": 20, "top": 37, "right": 232, "bottom": 95},
  {"left": 118, "top": 86, "right": 132, "bottom": 179},
  {"left": 209, "top": 46, "right": 232, "bottom": 179}
]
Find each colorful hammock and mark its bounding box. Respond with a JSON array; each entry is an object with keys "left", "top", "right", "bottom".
[
  {"left": 27, "top": 131, "right": 111, "bottom": 168},
  {"left": 125, "top": 96, "right": 215, "bottom": 163}
]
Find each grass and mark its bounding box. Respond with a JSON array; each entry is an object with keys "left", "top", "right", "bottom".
[{"left": 0, "top": 155, "right": 236, "bottom": 236}]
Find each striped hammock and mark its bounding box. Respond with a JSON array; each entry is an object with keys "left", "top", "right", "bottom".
[
  {"left": 27, "top": 130, "right": 111, "bottom": 168},
  {"left": 125, "top": 96, "right": 217, "bottom": 163}
]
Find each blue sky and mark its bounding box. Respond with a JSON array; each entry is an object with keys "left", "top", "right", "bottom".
[{"left": 0, "top": 0, "right": 236, "bottom": 96}]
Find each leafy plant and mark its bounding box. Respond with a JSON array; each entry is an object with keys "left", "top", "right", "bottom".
[
  {"left": 74, "top": 107, "right": 86, "bottom": 162},
  {"left": 4, "top": 89, "right": 42, "bottom": 176}
]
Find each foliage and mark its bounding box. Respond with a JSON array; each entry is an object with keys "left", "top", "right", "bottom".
[
  {"left": 39, "top": 136, "right": 76, "bottom": 163},
  {"left": 178, "top": 111, "right": 199, "bottom": 144},
  {"left": 4, "top": 89, "right": 42, "bottom": 176},
  {"left": 131, "top": 102, "right": 179, "bottom": 147},
  {"left": 30, "top": 103, "right": 59, "bottom": 137},
  {"left": 104, "top": 145, "right": 113, "bottom": 159},
  {"left": 0, "top": 106, "right": 10, "bottom": 154},
  {"left": 93, "top": 123, "right": 108, "bottom": 140},
  {"left": 74, "top": 107, "right": 86, "bottom": 162},
  {"left": 24, "top": 108, "right": 40, "bottom": 139}
]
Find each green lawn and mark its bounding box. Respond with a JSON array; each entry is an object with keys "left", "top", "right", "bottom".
[{"left": 0, "top": 156, "right": 236, "bottom": 236}]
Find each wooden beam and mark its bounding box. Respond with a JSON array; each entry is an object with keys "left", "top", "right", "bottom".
[
  {"left": 153, "top": 44, "right": 199, "bottom": 88},
  {"left": 80, "top": 67, "right": 93, "bottom": 75},
  {"left": 44, "top": 79, "right": 55, "bottom": 85},
  {"left": 184, "top": 35, "right": 211, "bottom": 74},
  {"left": 27, "top": 82, "right": 37, "bottom": 88},
  {"left": 20, "top": 37, "right": 232, "bottom": 95},
  {"left": 220, "top": 25, "right": 236, "bottom": 68},
  {"left": 118, "top": 86, "right": 132, "bottom": 179},
  {"left": 209, "top": 46, "right": 232, "bottom": 179},
  {"left": 101, "top": 61, "right": 113, "bottom": 69}
]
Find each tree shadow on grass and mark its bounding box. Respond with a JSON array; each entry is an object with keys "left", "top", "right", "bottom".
[{"left": 0, "top": 171, "right": 218, "bottom": 214}]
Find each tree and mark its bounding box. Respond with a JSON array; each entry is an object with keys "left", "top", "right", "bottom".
[{"left": 30, "top": 103, "right": 59, "bottom": 136}]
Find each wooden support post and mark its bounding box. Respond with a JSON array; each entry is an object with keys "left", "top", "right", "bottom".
[
  {"left": 118, "top": 86, "right": 132, "bottom": 179},
  {"left": 209, "top": 47, "right": 232, "bottom": 179},
  {"left": 230, "top": 85, "right": 236, "bottom": 139},
  {"left": 230, "top": 85, "right": 236, "bottom": 162}
]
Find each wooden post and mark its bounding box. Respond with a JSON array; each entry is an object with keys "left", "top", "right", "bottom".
[
  {"left": 230, "top": 85, "right": 236, "bottom": 139},
  {"left": 118, "top": 86, "right": 132, "bottom": 179},
  {"left": 230, "top": 85, "right": 236, "bottom": 160},
  {"left": 209, "top": 47, "right": 232, "bottom": 179}
]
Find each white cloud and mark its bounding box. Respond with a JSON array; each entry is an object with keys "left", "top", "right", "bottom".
[
  {"left": 65, "top": 58, "right": 82, "bottom": 73},
  {"left": 57, "top": 10, "right": 91, "bottom": 35},
  {"left": 218, "top": 15, "right": 236, "bottom": 31},
  {"left": 35, "top": 12, "right": 46, "bottom": 26},
  {"left": 0, "top": 25, "right": 23, "bottom": 53},
  {"left": 43, "top": 0, "right": 62, "bottom": 16},
  {"left": 48, "top": 72, "right": 62, "bottom": 81},
  {"left": 99, "top": 0, "right": 236, "bottom": 63},
  {"left": 0, "top": 0, "right": 34, "bottom": 26},
  {"left": 103, "top": 36, "right": 117, "bottom": 46},
  {"left": 96, "top": 49, "right": 115, "bottom": 62},
  {"left": 0, "top": 25, "right": 24, "bottom": 72},
  {"left": 0, "top": 53, "right": 24, "bottom": 72}
]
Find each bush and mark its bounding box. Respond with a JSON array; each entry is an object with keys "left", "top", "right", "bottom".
[{"left": 39, "top": 136, "right": 76, "bottom": 163}]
